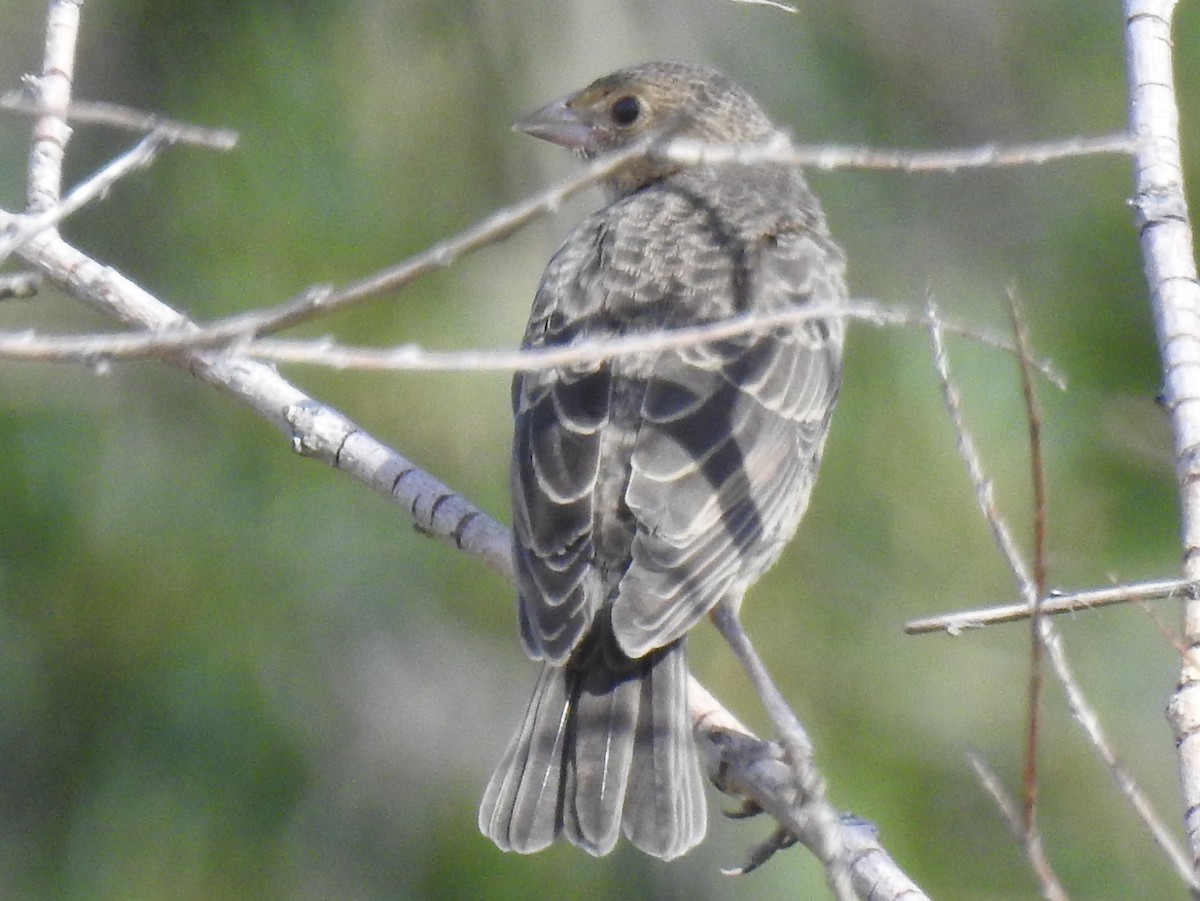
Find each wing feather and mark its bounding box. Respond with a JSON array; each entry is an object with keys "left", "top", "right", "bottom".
[{"left": 513, "top": 173, "right": 846, "bottom": 665}]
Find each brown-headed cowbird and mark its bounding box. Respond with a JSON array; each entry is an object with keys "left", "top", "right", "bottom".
[{"left": 479, "top": 60, "right": 846, "bottom": 860}]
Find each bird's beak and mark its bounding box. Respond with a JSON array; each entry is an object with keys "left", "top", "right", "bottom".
[{"left": 514, "top": 95, "right": 596, "bottom": 153}]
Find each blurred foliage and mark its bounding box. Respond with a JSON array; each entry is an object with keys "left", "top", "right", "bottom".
[{"left": 0, "top": 1, "right": 1196, "bottom": 898}]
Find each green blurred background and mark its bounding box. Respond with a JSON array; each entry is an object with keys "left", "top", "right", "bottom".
[{"left": 0, "top": 1, "right": 1196, "bottom": 898}]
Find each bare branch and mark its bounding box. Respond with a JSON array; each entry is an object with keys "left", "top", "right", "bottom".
[
  {"left": 708, "top": 605, "right": 854, "bottom": 899},
  {"left": 929, "top": 299, "right": 1070, "bottom": 894},
  {"left": 26, "top": 0, "right": 82, "bottom": 214},
  {"left": 930, "top": 297, "right": 1191, "bottom": 890},
  {"left": 904, "top": 576, "right": 1196, "bottom": 634},
  {"left": 1037, "top": 616, "right": 1198, "bottom": 890},
  {"left": 968, "top": 753, "right": 1071, "bottom": 901},
  {"left": 0, "top": 299, "right": 1067, "bottom": 391},
  {"left": 926, "top": 296, "right": 1037, "bottom": 601},
  {"left": 1008, "top": 292, "right": 1048, "bottom": 834},
  {"left": 1125, "top": 0, "right": 1200, "bottom": 875},
  {"left": 661, "top": 131, "right": 1137, "bottom": 173},
  {"left": 0, "top": 92, "right": 238, "bottom": 149},
  {"left": 0, "top": 131, "right": 168, "bottom": 264},
  {"left": 30, "top": 130, "right": 1122, "bottom": 345}
]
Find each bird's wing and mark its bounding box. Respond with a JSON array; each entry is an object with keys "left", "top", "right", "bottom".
[
  {"left": 511, "top": 220, "right": 615, "bottom": 665},
  {"left": 611, "top": 221, "right": 845, "bottom": 658},
  {"left": 513, "top": 183, "right": 844, "bottom": 664}
]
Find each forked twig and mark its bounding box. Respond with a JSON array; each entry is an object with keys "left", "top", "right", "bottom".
[
  {"left": 968, "top": 753, "right": 1070, "bottom": 901},
  {"left": 0, "top": 131, "right": 168, "bottom": 264},
  {"left": 927, "top": 297, "right": 1066, "bottom": 895},
  {"left": 928, "top": 298, "right": 1194, "bottom": 892}
]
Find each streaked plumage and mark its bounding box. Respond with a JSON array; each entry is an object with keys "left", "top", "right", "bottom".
[{"left": 480, "top": 60, "right": 846, "bottom": 860}]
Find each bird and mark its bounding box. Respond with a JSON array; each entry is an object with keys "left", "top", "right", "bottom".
[{"left": 479, "top": 60, "right": 847, "bottom": 861}]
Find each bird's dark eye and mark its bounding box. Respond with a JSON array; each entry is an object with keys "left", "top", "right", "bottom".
[{"left": 609, "top": 95, "right": 641, "bottom": 126}]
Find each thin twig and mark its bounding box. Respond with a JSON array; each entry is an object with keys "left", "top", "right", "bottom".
[
  {"left": 926, "top": 296, "right": 1037, "bottom": 599},
  {"left": 1008, "top": 291, "right": 1048, "bottom": 835},
  {"left": 904, "top": 576, "right": 1196, "bottom": 634},
  {"left": 0, "top": 92, "right": 238, "bottom": 149},
  {"left": 0, "top": 131, "right": 168, "bottom": 264},
  {"left": 1134, "top": 597, "right": 1200, "bottom": 672},
  {"left": 708, "top": 606, "right": 854, "bottom": 900},
  {"left": 968, "top": 753, "right": 1071, "bottom": 901},
  {"left": 91, "top": 130, "right": 1133, "bottom": 343},
  {"left": 0, "top": 299, "right": 1067, "bottom": 386},
  {"left": 661, "top": 132, "right": 1138, "bottom": 173},
  {"left": 927, "top": 298, "right": 1069, "bottom": 894},
  {"left": 1037, "top": 617, "right": 1199, "bottom": 890},
  {"left": 930, "top": 298, "right": 1192, "bottom": 891}
]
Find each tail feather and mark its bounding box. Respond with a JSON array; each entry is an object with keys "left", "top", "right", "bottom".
[
  {"left": 479, "top": 640, "right": 706, "bottom": 859},
  {"left": 623, "top": 641, "right": 707, "bottom": 859},
  {"left": 478, "top": 664, "right": 570, "bottom": 852},
  {"left": 562, "top": 665, "right": 639, "bottom": 855}
]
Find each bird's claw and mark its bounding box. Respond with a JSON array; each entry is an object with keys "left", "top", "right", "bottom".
[{"left": 721, "top": 825, "right": 798, "bottom": 876}]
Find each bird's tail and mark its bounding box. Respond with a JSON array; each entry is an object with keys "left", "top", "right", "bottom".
[{"left": 479, "top": 639, "right": 706, "bottom": 859}]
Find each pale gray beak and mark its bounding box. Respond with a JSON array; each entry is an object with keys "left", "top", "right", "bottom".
[{"left": 514, "top": 95, "right": 597, "bottom": 153}]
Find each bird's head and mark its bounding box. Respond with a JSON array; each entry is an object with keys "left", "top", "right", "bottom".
[{"left": 515, "top": 60, "right": 777, "bottom": 194}]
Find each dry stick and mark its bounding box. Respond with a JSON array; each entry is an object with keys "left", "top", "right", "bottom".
[
  {"left": 0, "top": 130, "right": 1133, "bottom": 365},
  {"left": 926, "top": 299, "right": 1070, "bottom": 900},
  {"left": 0, "top": 130, "right": 168, "bottom": 264},
  {"left": 904, "top": 576, "right": 1195, "bottom": 634},
  {"left": 707, "top": 605, "right": 853, "bottom": 900},
  {"left": 1125, "top": 0, "right": 1200, "bottom": 881},
  {"left": 0, "top": 93, "right": 238, "bottom": 149},
  {"left": 930, "top": 300, "right": 1196, "bottom": 893},
  {"left": 968, "top": 752, "right": 1065, "bottom": 901},
  {"left": 5, "top": 130, "right": 1112, "bottom": 360},
  {"left": 662, "top": 132, "right": 1137, "bottom": 173},
  {"left": 1008, "top": 292, "right": 1049, "bottom": 837},
  {"left": 186, "top": 131, "right": 1137, "bottom": 341},
  {"left": 689, "top": 682, "right": 928, "bottom": 898},
  {"left": 1136, "top": 597, "right": 1200, "bottom": 672},
  {"left": 0, "top": 300, "right": 1068, "bottom": 385},
  {"left": 1041, "top": 606, "right": 1199, "bottom": 890}
]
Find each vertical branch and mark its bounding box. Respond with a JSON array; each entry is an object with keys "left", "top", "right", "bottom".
[
  {"left": 1125, "top": 0, "right": 1200, "bottom": 874},
  {"left": 1008, "top": 293, "right": 1048, "bottom": 835},
  {"left": 26, "top": 0, "right": 82, "bottom": 213}
]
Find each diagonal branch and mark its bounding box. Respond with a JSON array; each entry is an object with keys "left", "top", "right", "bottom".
[
  {"left": 926, "top": 299, "right": 1066, "bottom": 896},
  {"left": 927, "top": 299, "right": 1194, "bottom": 892},
  {"left": 0, "top": 131, "right": 168, "bottom": 264}
]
